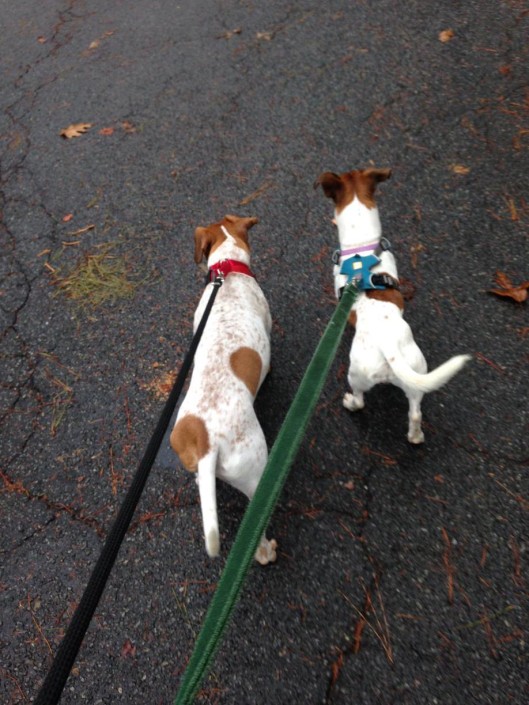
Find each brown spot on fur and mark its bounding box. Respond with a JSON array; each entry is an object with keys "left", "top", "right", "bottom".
[
  {"left": 366, "top": 286, "right": 404, "bottom": 310},
  {"left": 348, "top": 309, "right": 357, "bottom": 327},
  {"left": 346, "top": 285, "right": 404, "bottom": 328},
  {"left": 170, "top": 414, "right": 210, "bottom": 472},
  {"left": 230, "top": 346, "right": 262, "bottom": 397},
  {"left": 315, "top": 168, "right": 392, "bottom": 213}
]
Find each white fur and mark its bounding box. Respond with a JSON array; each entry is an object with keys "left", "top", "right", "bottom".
[
  {"left": 175, "top": 228, "right": 277, "bottom": 563},
  {"left": 334, "top": 196, "right": 471, "bottom": 443}
]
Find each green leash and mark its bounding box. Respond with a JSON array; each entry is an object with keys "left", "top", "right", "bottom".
[{"left": 174, "top": 284, "right": 357, "bottom": 705}]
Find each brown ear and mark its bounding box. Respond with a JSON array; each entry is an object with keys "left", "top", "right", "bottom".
[
  {"left": 363, "top": 167, "right": 392, "bottom": 185},
  {"left": 225, "top": 214, "right": 258, "bottom": 231},
  {"left": 314, "top": 172, "right": 344, "bottom": 203},
  {"left": 223, "top": 215, "right": 258, "bottom": 247},
  {"left": 194, "top": 226, "right": 214, "bottom": 264}
]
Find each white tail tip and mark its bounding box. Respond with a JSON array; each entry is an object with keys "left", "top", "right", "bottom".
[{"left": 206, "top": 529, "right": 220, "bottom": 558}]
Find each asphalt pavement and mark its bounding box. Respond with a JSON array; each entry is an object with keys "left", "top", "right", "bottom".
[{"left": 1, "top": 1, "right": 528, "bottom": 704}]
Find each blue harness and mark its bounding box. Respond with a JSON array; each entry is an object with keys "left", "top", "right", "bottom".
[
  {"left": 336, "top": 238, "right": 399, "bottom": 292},
  {"left": 340, "top": 253, "right": 386, "bottom": 290}
]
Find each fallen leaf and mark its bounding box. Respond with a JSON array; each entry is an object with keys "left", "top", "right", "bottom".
[
  {"left": 505, "top": 196, "right": 519, "bottom": 221},
  {"left": 256, "top": 31, "right": 273, "bottom": 41},
  {"left": 88, "top": 39, "right": 100, "bottom": 50},
  {"left": 60, "top": 123, "right": 93, "bottom": 139},
  {"left": 450, "top": 164, "right": 470, "bottom": 175},
  {"left": 218, "top": 28, "right": 242, "bottom": 39},
  {"left": 494, "top": 271, "right": 514, "bottom": 290},
  {"left": 37, "top": 36, "right": 47, "bottom": 44},
  {"left": 439, "top": 29, "right": 455, "bottom": 43},
  {"left": 513, "top": 128, "right": 529, "bottom": 151},
  {"left": 62, "top": 213, "right": 74, "bottom": 223},
  {"left": 140, "top": 370, "right": 177, "bottom": 399},
  {"left": 99, "top": 127, "right": 114, "bottom": 136},
  {"left": 409, "top": 243, "right": 425, "bottom": 270},
  {"left": 121, "top": 639, "right": 136, "bottom": 658},
  {"left": 499, "top": 65, "right": 512, "bottom": 76},
  {"left": 489, "top": 286, "right": 528, "bottom": 303},
  {"left": 488, "top": 271, "right": 529, "bottom": 303},
  {"left": 121, "top": 120, "right": 136, "bottom": 133}
]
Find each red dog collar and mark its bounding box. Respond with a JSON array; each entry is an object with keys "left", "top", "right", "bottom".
[{"left": 208, "top": 259, "right": 255, "bottom": 282}]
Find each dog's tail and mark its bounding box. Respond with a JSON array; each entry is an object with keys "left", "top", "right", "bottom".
[
  {"left": 197, "top": 451, "right": 220, "bottom": 558},
  {"left": 380, "top": 339, "right": 471, "bottom": 393}
]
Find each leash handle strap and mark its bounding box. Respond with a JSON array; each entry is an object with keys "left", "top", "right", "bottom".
[
  {"left": 174, "top": 283, "right": 358, "bottom": 705},
  {"left": 34, "top": 278, "right": 223, "bottom": 705}
]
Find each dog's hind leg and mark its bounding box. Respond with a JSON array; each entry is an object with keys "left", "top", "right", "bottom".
[
  {"left": 343, "top": 368, "right": 371, "bottom": 412},
  {"left": 343, "top": 390, "right": 365, "bottom": 411},
  {"left": 406, "top": 388, "right": 425, "bottom": 444},
  {"left": 226, "top": 431, "right": 277, "bottom": 565}
]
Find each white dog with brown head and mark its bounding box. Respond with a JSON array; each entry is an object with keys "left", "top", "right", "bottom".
[
  {"left": 316, "top": 167, "right": 471, "bottom": 443},
  {"left": 171, "top": 214, "right": 277, "bottom": 564}
]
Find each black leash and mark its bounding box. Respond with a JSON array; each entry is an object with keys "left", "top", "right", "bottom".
[{"left": 34, "top": 277, "right": 223, "bottom": 705}]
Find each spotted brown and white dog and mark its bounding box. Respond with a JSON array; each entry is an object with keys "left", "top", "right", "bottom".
[
  {"left": 316, "top": 167, "right": 470, "bottom": 443},
  {"left": 170, "top": 214, "right": 277, "bottom": 564}
]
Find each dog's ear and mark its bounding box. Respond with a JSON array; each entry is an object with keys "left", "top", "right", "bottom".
[
  {"left": 314, "top": 172, "right": 344, "bottom": 203},
  {"left": 194, "top": 226, "right": 215, "bottom": 264},
  {"left": 363, "top": 167, "right": 392, "bottom": 185},
  {"left": 225, "top": 214, "right": 258, "bottom": 231},
  {"left": 224, "top": 215, "right": 258, "bottom": 248}
]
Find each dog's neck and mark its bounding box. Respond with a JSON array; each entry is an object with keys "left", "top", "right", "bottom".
[
  {"left": 207, "top": 226, "right": 251, "bottom": 268},
  {"left": 334, "top": 197, "right": 382, "bottom": 253},
  {"left": 332, "top": 197, "right": 399, "bottom": 293}
]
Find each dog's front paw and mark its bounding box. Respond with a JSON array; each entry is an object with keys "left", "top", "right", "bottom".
[
  {"left": 255, "top": 538, "right": 277, "bottom": 565},
  {"left": 343, "top": 392, "right": 364, "bottom": 411}
]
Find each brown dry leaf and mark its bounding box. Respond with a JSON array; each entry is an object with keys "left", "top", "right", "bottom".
[
  {"left": 218, "top": 28, "right": 242, "bottom": 39},
  {"left": 99, "top": 127, "right": 114, "bottom": 136},
  {"left": 120, "top": 639, "right": 136, "bottom": 658},
  {"left": 494, "top": 271, "right": 514, "bottom": 289},
  {"left": 60, "top": 122, "right": 93, "bottom": 139},
  {"left": 513, "top": 128, "right": 529, "bottom": 151},
  {"left": 256, "top": 31, "right": 273, "bottom": 41},
  {"left": 121, "top": 120, "right": 136, "bottom": 133},
  {"left": 37, "top": 36, "right": 47, "bottom": 44},
  {"left": 140, "top": 370, "right": 177, "bottom": 399},
  {"left": 62, "top": 213, "right": 74, "bottom": 223},
  {"left": 450, "top": 164, "right": 470, "bottom": 175},
  {"left": 489, "top": 271, "right": 529, "bottom": 303},
  {"left": 439, "top": 28, "right": 455, "bottom": 43},
  {"left": 505, "top": 197, "right": 519, "bottom": 221}
]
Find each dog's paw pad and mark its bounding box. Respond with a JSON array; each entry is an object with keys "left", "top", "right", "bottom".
[{"left": 255, "top": 539, "right": 277, "bottom": 565}]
